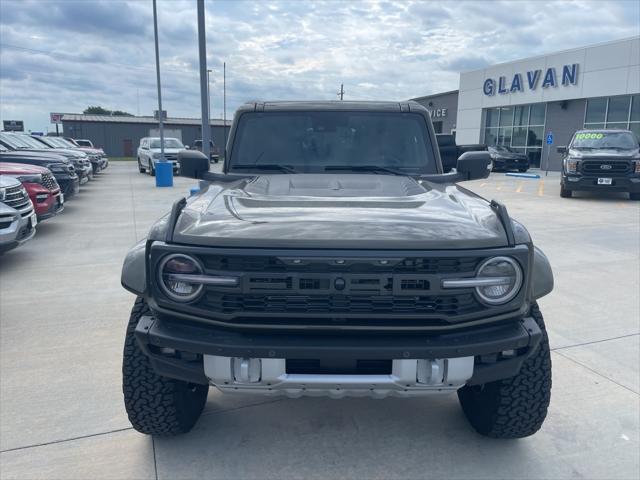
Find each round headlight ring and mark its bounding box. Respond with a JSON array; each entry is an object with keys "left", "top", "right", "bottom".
[
  {"left": 158, "top": 253, "right": 204, "bottom": 303},
  {"left": 474, "top": 256, "right": 523, "bottom": 305}
]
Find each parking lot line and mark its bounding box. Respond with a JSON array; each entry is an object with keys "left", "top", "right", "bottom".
[
  {"left": 537, "top": 179, "right": 545, "bottom": 196},
  {"left": 516, "top": 181, "right": 524, "bottom": 193}
]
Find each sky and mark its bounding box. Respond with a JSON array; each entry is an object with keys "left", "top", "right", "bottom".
[{"left": 0, "top": 0, "right": 639, "bottom": 133}]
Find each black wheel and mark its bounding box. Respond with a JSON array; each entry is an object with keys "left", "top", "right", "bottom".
[
  {"left": 138, "top": 158, "right": 145, "bottom": 173},
  {"left": 518, "top": 167, "right": 528, "bottom": 173},
  {"left": 214, "top": 159, "right": 219, "bottom": 164},
  {"left": 560, "top": 185, "right": 572, "bottom": 198},
  {"left": 630, "top": 192, "right": 640, "bottom": 201},
  {"left": 122, "top": 297, "right": 208, "bottom": 436},
  {"left": 458, "top": 303, "right": 551, "bottom": 439},
  {"left": 149, "top": 160, "right": 155, "bottom": 177}
]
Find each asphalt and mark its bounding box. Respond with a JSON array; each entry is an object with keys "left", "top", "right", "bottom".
[{"left": 0, "top": 162, "right": 638, "bottom": 479}]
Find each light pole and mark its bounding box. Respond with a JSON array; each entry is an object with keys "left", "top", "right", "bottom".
[
  {"left": 197, "top": 0, "right": 211, "bottom": 158},
  {"left": 152, "top": 0, "right": 165, "bottom": 163},
  {"left": 207, "top": 69, "right": 212, "bottom": 144}
]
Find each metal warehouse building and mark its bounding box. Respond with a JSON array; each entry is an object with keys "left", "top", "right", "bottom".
[
  {"left": 413, "top": 36, "right": 640, "bottom": 170},
  {"left": 61, "top": 114, "right": 231, "bottom": 157}
]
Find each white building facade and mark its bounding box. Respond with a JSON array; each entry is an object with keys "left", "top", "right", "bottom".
[{"left": 455, "top": 37, "right": 640, "bottom": 169}]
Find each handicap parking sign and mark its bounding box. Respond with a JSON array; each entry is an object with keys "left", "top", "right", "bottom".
[{"left": 546, "top": 132, "right": 553, "bottom": 145}]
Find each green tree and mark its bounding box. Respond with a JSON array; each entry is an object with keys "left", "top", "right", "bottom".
[
  {"left": 111, "top": 110, "right": 134, "bottom": 116},
  {"left": 83, "top": 106, "right": 111, "bottom": 115}
]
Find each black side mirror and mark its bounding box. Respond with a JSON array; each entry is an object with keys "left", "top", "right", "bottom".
[
  {"left": 455, "top": 151, "right": 491, "bottom": 181},
  {"left": 556, "top": 146, "right": 567, "bottom": 154},
  {"left": 179, "top": 150, "right": 209, "bottom": 179}
]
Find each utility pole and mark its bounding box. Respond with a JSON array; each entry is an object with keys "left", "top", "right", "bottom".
[
  {"left": 337, "top": 83, "right": 344, "bottom": 101},
  {"left": 223, "top": 61, "right": 227, "bottom": 155},
  {"left": 197, "top": 0, "right": 210, "bottom": 156},
  {"left": 207, "top": 69, "right": 212, "bottom": 127},
  {"left": 152, "top": 0, "right": 165, "bottom": 162}
]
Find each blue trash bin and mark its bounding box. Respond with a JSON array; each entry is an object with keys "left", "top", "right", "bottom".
[{"left": 155, "top": 161, "right": 173, "bottom": 187}]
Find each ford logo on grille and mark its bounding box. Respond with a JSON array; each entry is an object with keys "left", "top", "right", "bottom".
[{"left": 600, "top": 164, "right": 612, "bottom": 170}]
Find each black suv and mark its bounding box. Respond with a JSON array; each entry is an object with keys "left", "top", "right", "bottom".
[
  {"left": 0, "top": 143, "right": 80, "bottom": 198},
  {"left": 121, "top": 101, "right": 554, "bottom": 439},
  {"left": 558, "top": 129, "right": 640, "bottom": 199}
]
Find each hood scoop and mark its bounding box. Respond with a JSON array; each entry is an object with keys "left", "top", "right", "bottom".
[{"left": 243, "top": 174, "right": 427, "bottom": 198}]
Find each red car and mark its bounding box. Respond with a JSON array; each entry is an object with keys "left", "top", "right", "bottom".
[{"left": 0, "top": 162, "right": 64, "bottom": 221}]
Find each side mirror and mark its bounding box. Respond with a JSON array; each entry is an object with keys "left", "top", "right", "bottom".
[
  {"left": 455, "top": 151, "right": 491, "bottom": 181},
  {"left": 179, "top": 150, "right": 209, "bottom": 179},
  {"left": 184, "top": 145, "right": 190, "bottom": 149},
  {"left": 556, "top": 146, "right": 566, "bottom": 154}
]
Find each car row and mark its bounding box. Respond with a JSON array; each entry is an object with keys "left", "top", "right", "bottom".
[{"left": 0, "top": 132, "right": 109, "bottom": 254}]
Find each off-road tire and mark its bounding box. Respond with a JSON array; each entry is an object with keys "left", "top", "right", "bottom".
[
  {"left": 457, "top": 303, "right": 551, "bottom": 438},
  {"left": 560, "top": 185, "right": 572, "bottom": 198},
  {"left": 122, "top": 297, "right": 208, "bottom": 436},
  {"left": 630, "top": 192, "right": 640, "bottom": 201},
  {"left": 138, "top": 158, "right": 145, "bottom": 173}
]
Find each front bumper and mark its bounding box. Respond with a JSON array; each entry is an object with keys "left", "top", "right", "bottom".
[
  {"left": 134, "top": 313, "right": 542, "bottom": 396},
  {"left": 57, "top": 176, "right": 80, "bottom": 198},
  {"left": 36, "top": 192, "right": 64, "bottom": 221},
  {"left": 0, "top": 212, "right": 36, "bottom": 254},
  {"left": 563, "top": 174, "right": 640, "bottom": 193}
]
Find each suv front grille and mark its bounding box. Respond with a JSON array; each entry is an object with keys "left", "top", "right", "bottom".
[
  {"left": 42, "top": 172, "right": 59, "bottom": 191},
  {"left": 2, "top": 185, "right": 33, "bottom": 216},
  {"left": 581, "top": 160, "right": 631, "bottom": 175}
]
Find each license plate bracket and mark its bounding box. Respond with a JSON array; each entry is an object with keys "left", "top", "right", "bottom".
[{"left": 597, "top": 178, "right": 612, "bottom": 185}]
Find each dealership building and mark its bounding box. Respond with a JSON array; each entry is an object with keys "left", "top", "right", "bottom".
[{"left": 413, "top": 36, "right": 640, "bottom": 170}]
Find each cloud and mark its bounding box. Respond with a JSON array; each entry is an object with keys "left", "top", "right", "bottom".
[{"left": 0, "top": 0, "right": 638, "bottom": 132}]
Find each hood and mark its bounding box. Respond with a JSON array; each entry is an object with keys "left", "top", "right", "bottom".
[
  {"left": 47, "top": 148, "right": 87, "bottom": 159},
  {"left": 0, "top": 175, "right": 22, "bottom": 189},
  {"left": 173, "top": 174, "right": 508, "bottom": 249},
  {"left": 0, "top": 150, "right": 70, "bottom": 164},
  {"left": 0, "top": 162, "right": 49, "bottom": 175},
  {"left": 150, "top": 148, "right": 183, "bottom": 154},
  {"left": 569, "top": 147, "right": 639, "bottom": 159},
  {"left": 76, "top": 147, "right": 103, "bottom": 155}
]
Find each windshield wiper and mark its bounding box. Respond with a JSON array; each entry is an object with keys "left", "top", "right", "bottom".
[
  {"left": 232, "top": 164, "right": 298, "bottom": 173},
  {"left": 324, "top": 165, "right": 405, "bottom": 176}
]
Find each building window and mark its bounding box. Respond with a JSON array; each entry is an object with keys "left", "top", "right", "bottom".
[
  {"left": 483, "top": 102, "right": 546, "bottom": 167},
  {"left": 584, "top": 95, "right": 639, "bottom": 137}
]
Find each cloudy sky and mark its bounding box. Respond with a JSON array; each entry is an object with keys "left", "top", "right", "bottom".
[{"left": 1, "top": 0, "right": 638, "bottom": 132}]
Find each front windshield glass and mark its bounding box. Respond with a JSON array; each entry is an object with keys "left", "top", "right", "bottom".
[
  {"left": 0, "top": 133, "right": 39, "bottom": 149},
  {"left": 49, "top": 137, "right": 76, "bottom": 148},
  {"left": 150, "top": 138, "right": 183, "bottom": 149},
  {"left": 571, "top": 131, "right": 638, "bottom": 150},
  {"left": 229, "top": 111, "right": 435, "bottom": 174},
  {"left": 20, "top": 135, "right": 53, "bottom": 149}
]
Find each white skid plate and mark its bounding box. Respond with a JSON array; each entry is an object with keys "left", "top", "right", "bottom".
[{"left": 203, "top": 355, "right": 474, "bottom": 399}]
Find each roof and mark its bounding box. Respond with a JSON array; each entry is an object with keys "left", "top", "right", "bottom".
[
  {"left": 410, "top": 90, "right": 459, "bottom": 102},
  {"left": 61, "top": 114, "right": 231, "bottom": 126},
  {"left": 237, "top": 100, "right": 430, "bottom": 112}
]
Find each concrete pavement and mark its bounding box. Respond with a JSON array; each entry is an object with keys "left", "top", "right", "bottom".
[{"left": 1, "top": 163, "right": 638, "bottom": 479}]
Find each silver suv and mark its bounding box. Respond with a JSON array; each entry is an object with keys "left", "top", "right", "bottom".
[
  {"left": 0, "top": 176, "right": 37, "bottom": 254},
  {"left": 137, "top": 137, "right": 184, "bottom": 176}
]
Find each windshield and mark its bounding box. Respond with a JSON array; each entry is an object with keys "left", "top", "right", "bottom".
[
  {"left": 571, "top": 131, "right": 638, "bottom": 150},
  {"left": 150, "top": 138, "right": 183, "bottom": 149},
  {"left": 0, "top": 133, "right": 41, "bottom": 149},
  {"left": 76, "top": 140, "right": 91, "bottom": 147},
  {"left": 47, "top": 137, "right": 76, "bottom": 148},
  {"left": 229, "top": 111, "right": 436, "bottom": 174},
  {"left": 20, "top": 135, "right": 54, "bottom": 149}
]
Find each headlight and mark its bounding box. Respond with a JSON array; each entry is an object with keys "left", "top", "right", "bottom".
[
  {"left": 17, "top": 174, "right": 43, "bottom": 184},
  {"left": 158, "top": 254, "right": 204, "bottom": 302},
  {"left": 565, "top": 158, "right": 579, "bottom": 173},
  {"left": 442, "top": 256, "right": 523, "bottom": 305},
  {"left": 634, "top": 161, "right": 640, "bottom": 174},
  {"left": 0, "top": 187, "right": 6, "bottom": 202}
]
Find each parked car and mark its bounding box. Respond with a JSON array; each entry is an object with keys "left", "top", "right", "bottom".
[
  {"left": 0, "top": 175, "right": 37, "bottom": 254},
  {"left": 137, "top": 137, "right": 183, "bottom": 175},
  {"left": 30, "top": 135, "right": 96, "bottom": 180},
  {"left": 558, "top": 129, "right": 640, "bottom": 199},
  {"left": 0, "top": 143, "right": 79, "bottom": 199},
  {"left": 488, "top": 145, "right": 529, "bottom": 172},
  {"left": 0, "top": 133, "right": 91, "bottom": 184},
  {"left": 58, "top": 137, "right": 109, "bottom": 172},
  {"left": 0, "top": 163, "right": 64, "bottom": 221},
  {"left": 436, "top": 133, "right": 487, "bottom": 172},
  {"left": 192, "top": 139, "right": 220, "bottom": 163},
  {"left": 121, "top": 101, "right": 554, "bottom": 439}
]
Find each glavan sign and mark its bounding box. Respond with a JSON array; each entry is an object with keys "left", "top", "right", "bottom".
[{"left": 483, "top": 64, "right": 579, "bottom": 96}]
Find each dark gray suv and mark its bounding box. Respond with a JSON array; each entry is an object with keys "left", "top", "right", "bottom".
[{"left": 121, "top": 101, "right": 554, "bottom": 439}]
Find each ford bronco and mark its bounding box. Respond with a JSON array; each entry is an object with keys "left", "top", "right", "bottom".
[{"left": 121, "top": 101, "right": 554, "bottom": 439}]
